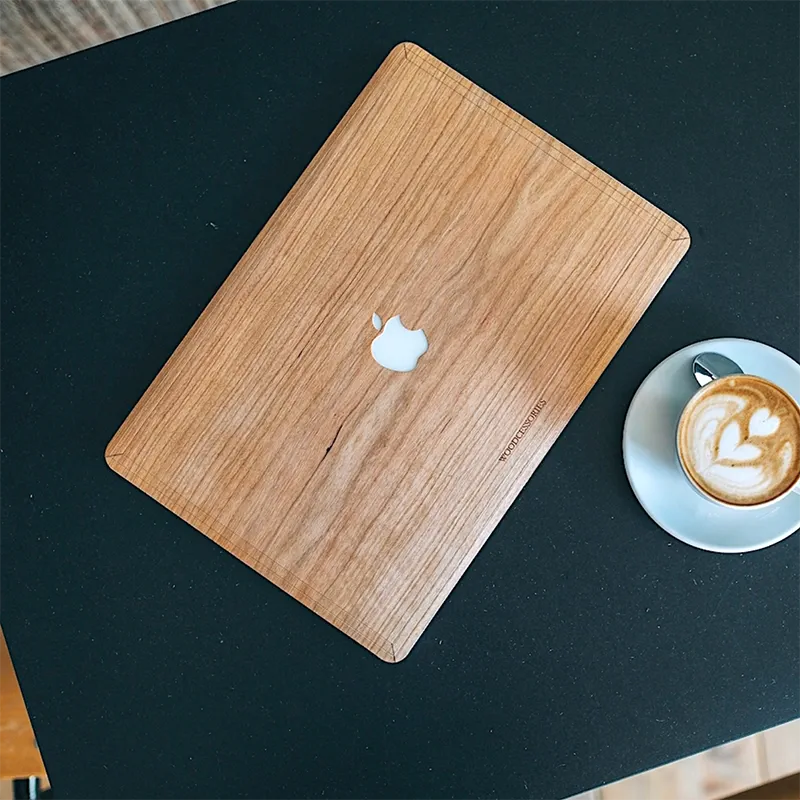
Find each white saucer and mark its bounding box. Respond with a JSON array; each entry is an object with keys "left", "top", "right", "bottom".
[{"left": 623, "top": 338, "right": 800, "bottom": 553}]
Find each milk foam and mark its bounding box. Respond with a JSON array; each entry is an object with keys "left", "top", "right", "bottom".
[{"left": 679, "top": 376, "right": 800, "bottom": 505}]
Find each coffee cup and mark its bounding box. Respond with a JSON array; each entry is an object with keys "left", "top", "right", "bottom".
[{"left": 676, "top": 373, "right": 800, "bottom": 509}]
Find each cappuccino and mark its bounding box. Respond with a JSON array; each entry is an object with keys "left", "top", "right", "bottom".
[{"left": 677, "top": 375, "right": 800, "bottom": 506}]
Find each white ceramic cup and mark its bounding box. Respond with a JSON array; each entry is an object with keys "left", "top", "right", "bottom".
[{"left": 675, "top": 373, "right": 800, "bottom": 510}]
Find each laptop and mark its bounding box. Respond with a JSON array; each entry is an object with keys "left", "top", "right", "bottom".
[{"left": 106, "top": 43, "right": 689, "bottom": 661}]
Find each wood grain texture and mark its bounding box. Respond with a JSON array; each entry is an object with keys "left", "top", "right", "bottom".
[
  {"left": 0, "top": 629, "right": 47, "bottom": 780},
  {"left": 106, "top": 43, "right": 690, "bottom": 661},
  {"left": 0, "top": 0, "right": 233, "bottom": 75}
]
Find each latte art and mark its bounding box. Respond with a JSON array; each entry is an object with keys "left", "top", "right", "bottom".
[{"left": 678, "top": 375, "right": 800, "bottom": 506}]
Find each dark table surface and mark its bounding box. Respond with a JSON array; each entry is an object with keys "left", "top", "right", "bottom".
[{"left": 2, "top": 2, "right": 798, "bottom": 798}]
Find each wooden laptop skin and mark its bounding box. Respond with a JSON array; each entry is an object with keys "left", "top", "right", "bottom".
[{"left": 106, "top": 43, "right": 690, "bottom": 661}]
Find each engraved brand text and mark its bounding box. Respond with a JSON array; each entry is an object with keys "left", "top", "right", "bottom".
[{"left": 499, "top": 400, "right": 547, "bottom": 462}]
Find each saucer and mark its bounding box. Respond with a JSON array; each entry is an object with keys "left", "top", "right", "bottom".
[{"left": 622, "top": 338, "right": 800, "bottom": 553}]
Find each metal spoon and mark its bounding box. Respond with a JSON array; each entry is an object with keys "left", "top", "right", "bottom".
[{"left": 692, "top": 352, "right": 744, "bottom": 387}]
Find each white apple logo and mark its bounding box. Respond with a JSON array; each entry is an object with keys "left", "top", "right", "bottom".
[{"left": 370, "top": 313, "right": 428, "bottom": 372}]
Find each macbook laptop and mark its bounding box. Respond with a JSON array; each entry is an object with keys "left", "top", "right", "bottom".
[{"left": 106, "top": 43, "right": 690, "bottom": 661}]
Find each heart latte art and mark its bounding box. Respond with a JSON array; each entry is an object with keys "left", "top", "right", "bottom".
[{"left": 678, "top": 375, "right": 800, "bottom": 506}]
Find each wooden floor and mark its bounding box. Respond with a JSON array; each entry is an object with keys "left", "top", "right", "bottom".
[
  {"left": 731, "top": 775, "right": 800, "bottom": 800},
  {"left": 569, "top": 720, "right": 800, "bottom": 800},
  {"left": 0, "top": 0, "right": 233, "bottom": 75}
]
